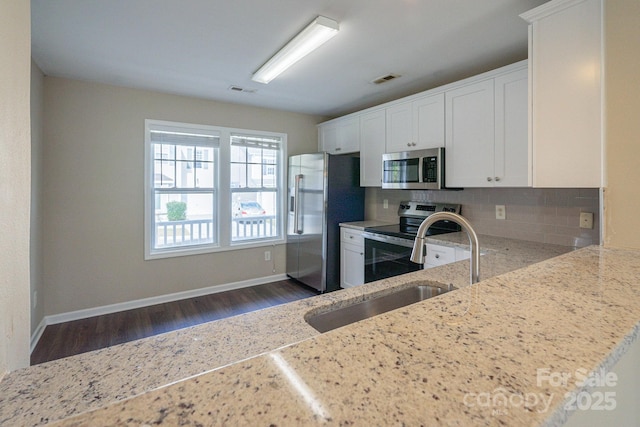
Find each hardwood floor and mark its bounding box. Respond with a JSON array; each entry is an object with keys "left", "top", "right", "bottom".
[{"left": 31, "top": 279, "right": 317, "bottom": 366}]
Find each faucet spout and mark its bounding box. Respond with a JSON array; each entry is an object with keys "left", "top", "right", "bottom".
[{"left": 410, "top": 212, "right": 480, "bottom": 285}]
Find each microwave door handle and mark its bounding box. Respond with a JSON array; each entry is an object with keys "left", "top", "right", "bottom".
[{"left": 293, "top": 174, "right": 303, "bottom": 234}]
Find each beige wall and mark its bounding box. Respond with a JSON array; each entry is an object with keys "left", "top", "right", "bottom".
[
  {"left": 42, "top": 77, "right": 324, "bottom": 315},
  {"left": 603, "top": 0, "right": 640, "bottom": 249},
  {"left": 31, "top": 60, "right": 45, "bottom": 334},
  {"left": 0, "top": 0, "right": 31, "bottom": 374}
]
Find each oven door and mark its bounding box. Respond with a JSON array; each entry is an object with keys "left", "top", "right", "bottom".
[{"left": 363, "top": 232, "right": 421, "bottom": 283}]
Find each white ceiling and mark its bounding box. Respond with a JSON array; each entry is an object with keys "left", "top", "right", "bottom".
[{"left": 31, "top": 0, "right": 548, "bottom": 118}]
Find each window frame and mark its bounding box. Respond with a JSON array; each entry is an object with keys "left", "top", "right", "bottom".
[{"left": 144, "top": 119, "right": 287, "bottom": 260}]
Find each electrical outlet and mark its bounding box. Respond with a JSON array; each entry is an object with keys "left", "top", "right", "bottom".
[
  {"left": 580, "top": 212, "right": 594, "bottom": 229},
  {"left": 495, "top": 205, "right": 506, "bottom": 220},
  {"left": 383, "top": 199, "right": 389, "bottom": 209},
  {"left": 264, "top": 250, "right": 271, "bottom": 261}
]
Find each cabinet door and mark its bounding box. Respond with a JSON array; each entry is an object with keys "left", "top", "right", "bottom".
[
  {"left": 385, "top": 102, "right": 413, "bottom": 152},
  {"left": 494, "top": 68, "right": 530, "bottom": 187},
  {"left": 341, "top": 242, "right": 364, "bottom": 288},
  {"left": 413, "top": 93, "right": 445, "bottom": 150},
  {"left": 445, "top": 79, "right": 495, "bottom": 187},
  {"left": 336, "top": 116, "right": 360, "bottom": 154},
  {"left": 524, "top": 0, "right": 602, "bottom": 187},
  {"left": 318, "top": 117, "right": 360, "bottom": 154},
  {"left": 318, "top": 123, "right": 338, "bottom": 153},
  {"left": 360, "top": 109, "right": 386, "bottom": 187}
]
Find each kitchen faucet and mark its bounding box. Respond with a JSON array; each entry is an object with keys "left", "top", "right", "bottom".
[{"left": 410, "top": 212, "right": 480, "bottom": 285}]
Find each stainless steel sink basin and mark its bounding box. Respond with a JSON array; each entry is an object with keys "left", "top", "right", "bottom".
[{"left": 306, "top": 284, "right": 454, "bottom": 333}]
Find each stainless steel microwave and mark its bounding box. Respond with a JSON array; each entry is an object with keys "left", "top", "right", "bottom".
[{"left": 382, "top": 148, "right": 445, "bottom": 190}]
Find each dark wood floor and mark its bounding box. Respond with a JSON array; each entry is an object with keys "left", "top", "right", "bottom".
[{"left": 31, "top": 279, "right": 317, "bottom": 366}]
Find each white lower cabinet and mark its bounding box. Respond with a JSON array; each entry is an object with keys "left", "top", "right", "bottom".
[
  {"left": 340, "top": 227, "right": 364, "bottom": 288},
  {"left": 424, "top": 243, "right": 470, "bottom": 269}
]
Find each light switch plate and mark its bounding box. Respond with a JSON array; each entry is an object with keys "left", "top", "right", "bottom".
[
  {"left": 496, "top": 205, "right": 506, "bottom": 220},
  {"left": 580, "top": 212, "right": 594, "bottom": 229}
]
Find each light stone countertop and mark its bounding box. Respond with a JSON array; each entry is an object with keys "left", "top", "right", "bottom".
[
  {"left": 3, "top": 236, "right": 638, "bottom": 426},
  {"left": 338, "top": 220, "right": 395, "bottom": 230}
]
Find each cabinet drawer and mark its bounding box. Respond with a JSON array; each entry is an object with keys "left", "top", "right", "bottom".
[
  {"left": 425, "top": 243, "right": 456, "bottom": 266},
  {"left": 341, "top": 228, "right": 364, "bottom": 246}
]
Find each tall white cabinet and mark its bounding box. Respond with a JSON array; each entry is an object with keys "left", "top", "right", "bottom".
[{"left": 521, "top": 0, "right": 603, "bottom": 188}]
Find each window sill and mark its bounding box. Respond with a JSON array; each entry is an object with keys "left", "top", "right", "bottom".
[{"left": 145, "top": 238, "right": 284, "bottom": 260}]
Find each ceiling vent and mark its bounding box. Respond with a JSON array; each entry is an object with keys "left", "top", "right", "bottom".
[
  {"left": 371, "top": 73, "right": 401, "bottom": 84},
  {"left": 228, "top": 85, "right": 256, "bottom": 93}
]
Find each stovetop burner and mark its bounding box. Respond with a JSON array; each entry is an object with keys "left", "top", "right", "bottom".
[{"left": 364, "top": 201, "right": 461, "bottom": 240}]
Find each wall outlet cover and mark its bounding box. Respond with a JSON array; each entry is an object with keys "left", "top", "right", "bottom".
[
  {"left": 580, "top": 212, "right": 594, "bottom": 229},
  {"left": 496, "top": 205, "right": 506, "bottom": 220}
]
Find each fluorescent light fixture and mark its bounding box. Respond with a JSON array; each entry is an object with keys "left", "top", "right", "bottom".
[{"left": 252, "top": 16, "right": 339, "bottom": 84}]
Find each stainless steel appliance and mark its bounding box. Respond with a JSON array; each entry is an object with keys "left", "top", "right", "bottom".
[
  {"left": 362, "top": 201, "right": 461, "bottom": 283},
  {"left": 286, "top": 153, "right": 365, "bottom": 293},
  {"left": 382, "top": 148, "right": 445, "bottom": 190}
]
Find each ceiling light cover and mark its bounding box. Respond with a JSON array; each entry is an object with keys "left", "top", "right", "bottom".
[{"left": 252, "top": 16, "right": 339, "bottom": 84}]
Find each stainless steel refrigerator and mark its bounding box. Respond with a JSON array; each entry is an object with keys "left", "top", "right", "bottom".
[{"left": 286, "top": 153, "right": 365, "bottom": 293}]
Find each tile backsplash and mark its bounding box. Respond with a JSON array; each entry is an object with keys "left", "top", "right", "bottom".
[{"left": 365, "top": 187, "right": 600, "bottom": 247}]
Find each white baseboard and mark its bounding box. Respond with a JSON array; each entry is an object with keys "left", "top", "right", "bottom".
[
  {"left": 30, "top": 274, "right": 288, "bottom": 353},
  {"left": 30, "top": 317, "right": 48, "bottom": 354}
]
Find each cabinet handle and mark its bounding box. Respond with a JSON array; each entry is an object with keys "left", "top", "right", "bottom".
[
  {"left": 335, "top": 147, "right": 342, "bottom": 151},
  {"left": 495, "top": 177, "right": 501, "bottom": 182},
  {"left": 487, "top": 177, "right": 493, "bottom": 182}
]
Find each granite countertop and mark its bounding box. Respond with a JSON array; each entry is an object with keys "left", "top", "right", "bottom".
[
  {"left": 2, "top": 237, "right": 638, "bottom": 426},
  {"left": 339, "top": 220, "right": 395, "bottom": 230}
]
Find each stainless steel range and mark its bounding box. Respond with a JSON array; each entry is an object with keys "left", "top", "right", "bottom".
[{"left": 362, "top": 201, "right": 461, "bottom": 283}]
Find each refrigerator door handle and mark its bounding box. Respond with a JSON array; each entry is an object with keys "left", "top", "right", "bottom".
[{"left": 293, "top": 174, "right": 303, "bottom": 234}]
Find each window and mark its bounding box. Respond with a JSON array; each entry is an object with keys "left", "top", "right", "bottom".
[
  {"left": 145, "top": 120, "right": 285, "bottom": 259},
  {"left": 230, "top": 134, "right": 282, "bottom": 242}
]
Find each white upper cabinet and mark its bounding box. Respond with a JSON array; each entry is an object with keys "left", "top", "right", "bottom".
[
  {"left": 445, "top": 65, "right": 529, "bottom": 188},
  {"left": 494, "top": 68, "right": 530, "bottom": 187},
  {"left": 318, "top": 115, "right": 360, "bottom": 154},
  {"left": 413, "top": 93, "right": 445, "bottom": 150},
  {"left": 386, "top": 93, "right": 445, "bottom": 153},
  {"left": 445, "top": 79, "right": 495, "bottom": 187},
  {"left": 521, "top": 0, "right": 603, "bottom": 188},
  {"left": 359, "top": 109, "right": 386, "bottom": 187}
]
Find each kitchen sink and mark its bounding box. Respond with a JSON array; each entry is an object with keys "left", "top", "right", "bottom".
[{"left": 305, "top": 283, "right": 455, "bottom": 333}]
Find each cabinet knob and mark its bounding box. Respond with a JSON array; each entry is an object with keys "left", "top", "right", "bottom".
[
  {"left": 349, "top": 235, "right": 353, "bottom": 239},
  {"left": 487, "top": 177, "right": 493, "bottom": 182},
  {"left": 495, "top": 177, "right": 501, "bottom": 182},
  {"left": 335, "top": 147, "right": 342, "bottom": 151},
  {"left": 407, "top": 143, "right": 412, "bottom": 147},
  {"left": 412, "top": 142, "right": 417, "bottom": 146},
  {"left": 435, "top": 254, "right": 440, "bottom": 259}
]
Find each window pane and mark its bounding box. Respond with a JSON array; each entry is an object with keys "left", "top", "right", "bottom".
[
  {"left": 176, "top": 160, "right": 195, "bottom": 188},
  {"left": 153, "top": 192, "right": 215, "bottom": 249},
  {"left": 231, "top": 191, "right": 277, "bottom": 242},
  {"left": 230, "top": 163, "right": 246, "bottom": 188},
  {"left": 263, "top": 148, "right": 277, "bottom": 165},
  {"left": 154, "top": 160, "right": 175, "bottom": 188},
  {"left": 246, "top": 147, "right": 262, "bottom": 164},
  {"left": 230, "top": 145, "right": 246, "bottom": 163}
]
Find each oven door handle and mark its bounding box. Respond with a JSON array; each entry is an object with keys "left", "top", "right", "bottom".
[{"left": 362, "top": 231, "right": 415, "bottom": 248}]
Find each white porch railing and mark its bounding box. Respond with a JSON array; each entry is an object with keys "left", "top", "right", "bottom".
[
  {"left": 155, "top": 215, "right": 277, "bottom": 247},
  {"left": 232, "top": 215, "right": 277, "bottom": 241}
]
